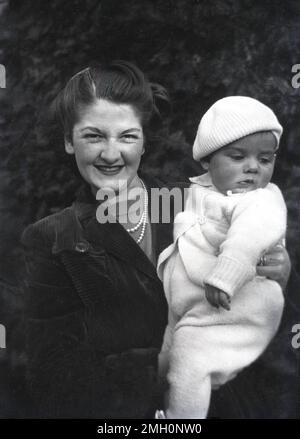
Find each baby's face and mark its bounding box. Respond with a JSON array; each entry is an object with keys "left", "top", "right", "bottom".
[{"left": 203, "top": 132, "right": 277, "bottom": 194}]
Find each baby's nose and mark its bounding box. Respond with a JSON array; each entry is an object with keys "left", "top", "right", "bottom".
[{"left": 244, "top": 158, "right": 259, "bottom": 173}]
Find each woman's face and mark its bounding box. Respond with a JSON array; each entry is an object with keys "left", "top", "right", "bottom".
[{"left": 65, "top": 99, "right": 145, "bottom": 195}]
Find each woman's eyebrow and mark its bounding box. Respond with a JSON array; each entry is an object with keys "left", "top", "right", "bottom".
[
  {"left": 79, "top": 126, "right": 103, "bottom": 133},
  {"left": 121, "top": 128, "right": 142, "bottom": 134},
  {"left": 78, "top": 127, "right": 142, "bottom": 134}
]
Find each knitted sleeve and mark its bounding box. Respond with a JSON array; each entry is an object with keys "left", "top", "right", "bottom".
[{"left": 204, "top": 184, "right": 287, "bottom": 297}]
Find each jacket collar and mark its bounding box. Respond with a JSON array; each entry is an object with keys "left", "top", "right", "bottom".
[{"left": 51, "top": 174, "right": 173, "bottom": 281}]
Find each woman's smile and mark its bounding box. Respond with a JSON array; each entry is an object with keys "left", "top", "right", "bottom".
[{"left": 94, "top": 164, "right": 125, "bottom": 175}]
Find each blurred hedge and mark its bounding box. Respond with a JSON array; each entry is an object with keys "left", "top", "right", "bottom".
[{"left": 0, "top": 0, "right": 300, "bottom": 417}]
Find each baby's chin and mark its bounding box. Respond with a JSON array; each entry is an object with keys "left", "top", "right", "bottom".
[{"left": 226, "top": 183, "right": 271, "bottom": 194}]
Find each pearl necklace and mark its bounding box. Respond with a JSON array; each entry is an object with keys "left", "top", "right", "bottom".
[{"left": 125, "top": 179, "right": 148, "bottom": 244}]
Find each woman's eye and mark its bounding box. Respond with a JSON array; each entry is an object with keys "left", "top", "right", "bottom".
[
  {"left": 122, "top": 134, "right": 139, "bottom": 142},
  {"left": 84, "top": 134, "right": 103, "bottom": 141}
]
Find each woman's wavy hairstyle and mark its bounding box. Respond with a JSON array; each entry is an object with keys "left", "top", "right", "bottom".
[{"left": 53, "top": 60, "right": 170, "bottom": 142}]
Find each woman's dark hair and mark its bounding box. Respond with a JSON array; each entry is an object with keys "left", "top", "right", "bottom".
[{"left": 53, "top": 60, "right": 169, "bottom": 141}]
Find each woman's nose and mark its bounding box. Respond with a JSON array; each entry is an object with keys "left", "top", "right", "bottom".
[
  {"left": 244, "top": 158, "right": 259, "bottom": 173},
  {"left": 100, "top": 140, "right": 121, "bottom": 163}
]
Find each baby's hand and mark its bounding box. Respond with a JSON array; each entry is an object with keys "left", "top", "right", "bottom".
[{"left": 204, "top": 284, "right": 231, "bottom": 310}]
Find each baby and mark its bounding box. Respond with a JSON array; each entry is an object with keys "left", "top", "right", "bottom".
[{"left": 157, "top": 96, "right": 287, "bottom": 419}]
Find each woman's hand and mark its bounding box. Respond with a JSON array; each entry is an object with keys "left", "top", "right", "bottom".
[{"left": 256, "top": 245, "right": 291, "bottom": 291}]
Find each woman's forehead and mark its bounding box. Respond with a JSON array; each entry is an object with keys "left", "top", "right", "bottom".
[{"left": 75, "top": 99, "right": 142, "bottom": 128}]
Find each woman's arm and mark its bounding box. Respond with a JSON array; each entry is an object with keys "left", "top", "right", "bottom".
[
  {"left": 22, "top": 224, "right": 160, "bottom": 418},
  {"left": 23, "top": 248, "right": 108, "bottom": 418}
]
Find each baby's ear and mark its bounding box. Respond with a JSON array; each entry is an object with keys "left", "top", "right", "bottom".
[{"left": 200, "top": 159, "right": 209, "bottom": 171}]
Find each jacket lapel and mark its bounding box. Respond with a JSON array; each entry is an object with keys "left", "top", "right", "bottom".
[
  {"left": 73, "top": 176, "right": 168, "bottom": 281},
  {"left": 83, "top": 215, "right": 159, "bottom": 281},
  {"left": 146, "top": 177, "right": 188, "bottom": 261}
]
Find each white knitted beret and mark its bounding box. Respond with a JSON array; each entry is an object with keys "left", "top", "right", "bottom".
[{"left": 193, "top": 96, "right": 283, "bottom": 161}]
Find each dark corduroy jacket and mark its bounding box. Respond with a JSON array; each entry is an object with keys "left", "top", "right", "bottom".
[{"left": 21, "top": 175, "right": 176, "bottom": 418}]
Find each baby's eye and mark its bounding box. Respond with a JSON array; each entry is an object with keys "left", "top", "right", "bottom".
[
  {"left": 230, "top": 154, "right": 244, "bottom": 161},
  {"left": 260, "top": 159, "right": 271, "bottom": 165},
  {"left": 259, "top": 157, "right": 273, "bottom": 165}
]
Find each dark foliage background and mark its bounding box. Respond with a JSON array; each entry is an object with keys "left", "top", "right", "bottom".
[{"left": 0, "top": 0, "right": 300, "bottom": 417}]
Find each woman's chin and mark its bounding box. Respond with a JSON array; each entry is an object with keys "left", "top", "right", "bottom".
[
  {"left": 90, "top": 177, "right": 130, "bottom": 198},
  {"left": 81, "top": 168, "right": 139, "bottom": 197}
]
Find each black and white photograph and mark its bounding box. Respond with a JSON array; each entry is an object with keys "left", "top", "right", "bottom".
[{"left": 0, "top": 0, "right": 299, "bottom": 424}]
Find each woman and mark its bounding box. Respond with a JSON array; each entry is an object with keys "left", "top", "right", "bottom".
[{"left": 21, "top": 61, "right": 291, "bottom": 418}]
